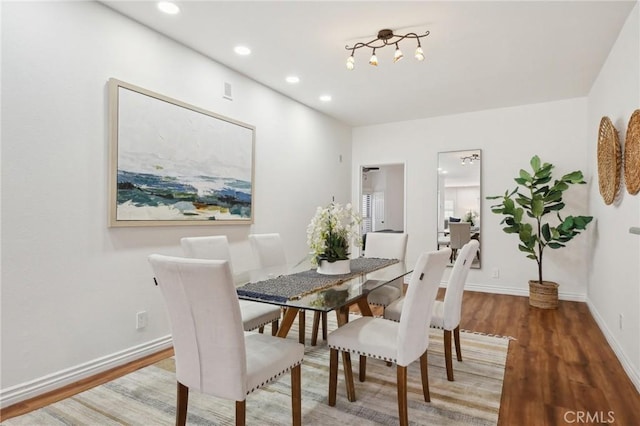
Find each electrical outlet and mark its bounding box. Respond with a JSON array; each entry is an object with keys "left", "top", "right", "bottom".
[
  {"left": 492, "top": 268, "right": 500, "bottom": 279},
  {"left": 619, "top": 313, "right": 624, "bottom": 330},
  {"left": 136, "top": 311, "right": 148, "bottom": 330}
]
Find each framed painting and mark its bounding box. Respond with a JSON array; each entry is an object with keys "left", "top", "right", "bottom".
[{"left": 108, "top": 79, "right": 254, "bottom": 227}]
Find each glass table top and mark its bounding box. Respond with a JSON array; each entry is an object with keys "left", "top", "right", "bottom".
[{"left": 235, "top": 258, "right": 410, "bottom": 313}]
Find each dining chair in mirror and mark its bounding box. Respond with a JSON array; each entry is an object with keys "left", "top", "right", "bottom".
[
  {"left": 437, "top": 149, "right": 481, "bottom": 268},
  {"left": 449, "top": 222, "right": 471, "bottom": 262}
]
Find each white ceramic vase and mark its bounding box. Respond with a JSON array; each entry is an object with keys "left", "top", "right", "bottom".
[{"left": 317, "top": 259, "right": 351, "bottom": 275}]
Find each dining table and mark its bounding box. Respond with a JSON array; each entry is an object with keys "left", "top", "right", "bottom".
[{"left": 235, "top": 257, "right": 412, "bottom": 340}]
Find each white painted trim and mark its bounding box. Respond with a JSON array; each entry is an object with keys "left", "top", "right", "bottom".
[
  {"left": 586, "top": 298, "right": 640, "bottom": 393},
  {"left": 0, "top": 335, "right": 172, "bottom": 409},
  {"left": 442, "top": 281, "right": 587, "bottom": 302}
]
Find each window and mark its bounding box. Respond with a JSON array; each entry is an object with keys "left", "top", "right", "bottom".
[{"left": 361, "top": 193, "right": 372, "bottom": 234}]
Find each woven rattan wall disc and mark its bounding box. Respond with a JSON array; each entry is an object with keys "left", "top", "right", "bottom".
[
  {"left": 597, "top": 116, "right": 621, "bottom": 205},
  {"left": 624, "top": 110, "right": 640, "bottom": 195}
]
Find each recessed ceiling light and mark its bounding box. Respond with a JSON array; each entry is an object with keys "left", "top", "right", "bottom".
[
  {"left": 234, "top": 46, "right": 251, "bottom": 56},
  {"left": 319, "top": 95, "right": 332, "bottom": 102},
  {"left": 157, "top": 1, "right": 180, "bottom": 15},
  {"left": 285, "top": 76, "right": 300, "bottom": 84}
]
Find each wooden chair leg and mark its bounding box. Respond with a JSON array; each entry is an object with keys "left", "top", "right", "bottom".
[
  {"left": 419, "top": 351, "right": 430, "bottom": 402},
  {"left": 444, "top": 329, "right": 454, "bottom": 381},
  {"left": 311, "top": 312, "right": 321, "bottom": 346},
  {"left": 359, "top": 355, "right": 367, "bottom": 382},
  {"left": 235, "top": 400, "right": 246, "bottom": 426},
  {"left": 271, "top": 319, "right": 279, "bottom": 336},
  {"left": 321, "top": 312, "right": 328, "bottom": 340},
  {"left": 397, "top": 365, "right": 408, "bottom": 426},
  {"left": 291, "top": 364, "right": 301, "bottom": 426},
  {"left": 454, "top": 325, "right": 463, "bottom": 361},
  {"left": 328, "top": 348, "right": 338, "bottom": 406},
  {"left": 176, "top": 382, "right": 189, "bottom": 426},
  {"left": 258, "top": 326, "right": 265, "bottom": 334},
  {"left": 298, "top": 310, "right": 305, "bottom": 344},
  {"left": 342, "top": 351, "right": 356, "bottom": 402}
]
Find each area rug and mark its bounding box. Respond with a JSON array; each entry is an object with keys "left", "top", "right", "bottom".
[{"left": 4, "top": 315, "right": 510, "bottom": 425}]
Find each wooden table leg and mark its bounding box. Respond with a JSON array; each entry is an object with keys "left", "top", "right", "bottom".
[
  {"left": 321, "top": 311, "right": 328, "bottom": 340},
  {"left": 311, "top": 312, "right": 321, "bottom": 346},
  {"left": 276, "top": 307, "right": 300, "bottom": 338},
  {"left": 356, "top": 297, "right": 374, "bottom": 317},
  {"left": 298, "top": 310, "right": 305, "bottom": 344},
  {"left": 335, "top": 306, "right": 349, "bottom": 327}
]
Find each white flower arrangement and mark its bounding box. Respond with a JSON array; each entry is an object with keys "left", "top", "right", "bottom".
[{"left": 306, "top": 202, "right": 362, "bottom": 266}]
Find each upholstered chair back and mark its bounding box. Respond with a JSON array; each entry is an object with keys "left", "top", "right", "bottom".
[
  {"left": 449, "top": 222, "right": 471, "bottom": 250},
  {"left": 396, "top": 248, "right": 450, "bottom": 366},
  {"left": 364, "top": 233, "right": 408, "bottom": 260},
  {"left": 148, "top": 255, "right": 248, "bottom": 400},
  {"left": 249, "top": 233, "right": 287, "bottom": 270},
  {"left": 181, "top": 235, "right": 233, "bottom": 273},
  {"left": 442, "top": 240, "right": 479, "bottom": 329}
]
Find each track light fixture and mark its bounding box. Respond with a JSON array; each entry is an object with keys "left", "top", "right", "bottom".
[
  {"left": 460, "top": 154, "right": 480, "bottom": 165},
  {"left": 345, "top": 28, "right": 430, "bottom": 70}
]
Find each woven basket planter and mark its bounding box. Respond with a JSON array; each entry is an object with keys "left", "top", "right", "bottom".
[
  {"left": 528, "top": 280, "right": 559, "bottom": 309},
  {"left": 624, "top": 109, "right": 640, "bottom": 195}
]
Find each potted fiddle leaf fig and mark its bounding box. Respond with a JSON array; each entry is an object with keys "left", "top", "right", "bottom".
[{"left": 487, "top": 155, "right": 593, "bottom": 309}]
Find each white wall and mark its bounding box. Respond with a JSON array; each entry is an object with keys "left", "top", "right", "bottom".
[
  {"left": 1, "top": 1, "right": 351, "bottom": 403},
  {"left": 586, "top": 3, "right": 640, "bottom": 388},
  {"left": 353, "top": 97, "right": 591, "bottom": 300}
]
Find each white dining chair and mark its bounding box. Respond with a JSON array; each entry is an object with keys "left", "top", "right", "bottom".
[
  {"left": 148, "top": 255, "right": 304, "bottom": 426},
  {"left": 363, "top": 232, "right": 408, "bottom": 308},
  {"left": 181, "top": 235, "right": 281, "bottom": 335},
  {"left": 385, "top": 240, "right": 479, "bottom": 381},
  {"left": 327, "top": 248, "right": 450, "bottom": 426},
  {"left": 449, "top": 222, "right": 471, "bottom": 262},
  {"left": 249, "top": 233, "right": 325, "bottom": 345}
]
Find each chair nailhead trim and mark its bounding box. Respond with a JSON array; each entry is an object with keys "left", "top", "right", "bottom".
[
  {"left": 246, "top": 360, "right": 302, "bottom": 395},
  {"left": 245, "top": 319, "right": 277, "bottom": 332},
  {"left": 327, "top": 345, "right": 396, "bottom": 363}
]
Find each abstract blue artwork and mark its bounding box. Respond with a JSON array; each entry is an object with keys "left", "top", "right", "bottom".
[{"left": 108, "top": 79, "right": 254, "bottom": 226}]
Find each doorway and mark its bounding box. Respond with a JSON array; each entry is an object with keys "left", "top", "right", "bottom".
[{"left": 360, "top": 163, "right": 406, "bottom": 252}]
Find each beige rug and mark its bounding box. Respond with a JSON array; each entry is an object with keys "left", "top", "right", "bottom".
[{"left": 5, "top": 315, "right": 510, "bottom": 425}]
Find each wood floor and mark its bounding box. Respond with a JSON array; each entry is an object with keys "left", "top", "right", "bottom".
[
  {"left": 459, "top": 291, "right": 639, "bottom": 426},
  {"left": 2, "top": 291, "right": 639, "bottom": 425}
]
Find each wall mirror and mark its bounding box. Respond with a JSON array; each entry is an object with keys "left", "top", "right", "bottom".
[{"left": 437, "top": 150, "right": 481, "bottom": 268}]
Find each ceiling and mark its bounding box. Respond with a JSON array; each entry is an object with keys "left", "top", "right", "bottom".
[{"left": 100, "top": 1, "right": 635, "bottom": 127}]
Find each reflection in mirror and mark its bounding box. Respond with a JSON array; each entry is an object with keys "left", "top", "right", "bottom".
[{"left": 437, "top": 150, "right": 481, "bottom": 268}]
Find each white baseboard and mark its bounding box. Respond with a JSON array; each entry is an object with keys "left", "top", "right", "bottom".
[
  {"left": 585, "top": 299, "right": 640, "bottom": 393},
  {"left": 0, "top": 335, "right": 172, "bottom": 409},
  {"left": 454, "top": 281, "right": 587, "bottom": 302}
]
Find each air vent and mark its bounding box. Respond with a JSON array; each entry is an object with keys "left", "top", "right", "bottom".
[{"left": 223, "top": 82, "right": 233, "bottom": 100}]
